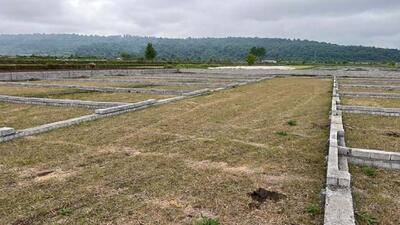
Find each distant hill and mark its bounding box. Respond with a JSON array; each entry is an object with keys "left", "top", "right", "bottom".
[{"left": 1, "top": 34, "right": 399, "bottom": 62}]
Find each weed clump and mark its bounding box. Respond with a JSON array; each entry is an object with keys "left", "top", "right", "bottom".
[
  {"left": 195, "top": 217, "right": 220, "bottom": 225},
  {"left": 276, "top": 131, "right": 288, "bottom": 136},
  {"left": 356, "top": 212, "right": 378, "bottom": 225},
  {"left": 362, "top": 167, "right": 377, "bottom": 177},
  {"left": 306, "top": 203, "right": 320, "bottom": 216},
  {"left": 288, "top": 120, "right": 298, "bottom": 126}
]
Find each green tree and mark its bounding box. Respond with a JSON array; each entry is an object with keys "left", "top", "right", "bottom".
[
  {"left": 145, "top": 43, "right": 157, "bottom": 61},
  {"left": 120, "top": 52, "right": 131, "bottom": 60},
  {"left": 246, "top": 53, "right": 257, "bottom": 65},
  {"left": 250, "top": 47, "right": 266, "bottom": 58}
]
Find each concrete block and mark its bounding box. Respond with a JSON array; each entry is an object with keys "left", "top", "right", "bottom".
[
  {"left": 351, "top": 149, "right": 371, "bottom": 158},
  {"left": 390, "top": 153, "right": 400, "bottom": 161},
  {"left": 324, "top": 187, "right": 355, "bottom": 225},
  {"left": 369, "top": 150, "right": 391, "bottom": 161},
  {"left": 391, "top": 163, "right": 400, "bottom": 170},
  {"left": 0, "top": 127, "right": 16, "bottom": 137}
]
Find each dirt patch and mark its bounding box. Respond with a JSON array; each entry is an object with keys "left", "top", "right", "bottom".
[
  {"left": 186, "top": 160, "right": 262, "bottom": 175},
  {"left": 384, "top": 131, "right": 400, "bottom": 138},
  {"left": 247, "top": 188, "right": 286, "bottom": 209}
]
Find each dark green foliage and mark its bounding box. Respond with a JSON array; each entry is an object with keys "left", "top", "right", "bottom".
[
  {"left": 250, "top": 47, "right": 266, "bottom": 58},
  {"left": 288, "top": 120, "right": 297, "bottom": 126},
  {"left": 362, "top": 167, "right": 377, "bottom": 177},
  {"left": 1, "top": 34, "right": 400, "bottom": 62},
  {"left": 246, "top": 53, "right": 257, "bottom": 65},
  {"left": 145, "top": 43, "right": 157, "bottom": 60},
  {"left": 119, "top": 52, "right": 131, "bottom": 60}
]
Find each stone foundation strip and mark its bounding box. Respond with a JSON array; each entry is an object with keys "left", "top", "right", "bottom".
[
  {"left": 95, "top": 99, "right": 156, "bottom": 114},
  {"left": 338, "top": 146, "right": 400, "bottom": 170},
  {"left": 0, "top": 82, "right": 188, "bottom": 95},
  {"left": 340, "top": 84, "right": 400, "bottom": 90},
  {"left": 324, "top": 76, "right": 355, "bottom": 225},
  {"left": 0, "top": 69, "right": 179, "bottom": 81},
  {"left": 45, "top": 78, "right": 224, "bottom": 87},
  {"left": 340, "top": 92, "right": 400, "bottom": 99},
  {"left": 338, "top": 105, "right": 400, "bottom": 117},
  {"left": 0, "top": 94, "right": 126, "bottom": 109}
]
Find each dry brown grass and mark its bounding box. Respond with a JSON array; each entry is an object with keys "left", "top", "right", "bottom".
[
  {"left": 0, "top": 102, "right": 91, "bottom": 129},
  {"left": 341, "top": 97, "right": 400, "bottom": 108},
  {"left": 0, "top": 77, "right": 331, "bottom": 225},
  {"left": 343, "top": 114, "right": 400, "bottom": 152},
  {"left": 0, "top": 86, "right": 171, "bottom": 102},
  {"left": 350, "top": 166, "right": 400, "bottom": 225}
]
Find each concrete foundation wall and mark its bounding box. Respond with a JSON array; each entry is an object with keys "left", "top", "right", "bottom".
[
  {"left": 0, "top": 94, "right": 126, "bottom": 109},
  {"left": 0, "top": 69, "right": 179, "bottom": 81}
]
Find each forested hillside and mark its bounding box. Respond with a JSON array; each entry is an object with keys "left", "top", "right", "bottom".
[{"left": 1, "top": 34, "right": 399, "bottom": 63}]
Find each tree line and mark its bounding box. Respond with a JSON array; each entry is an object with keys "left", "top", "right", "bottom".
[{"left": 0, "top": 34, "right": 399, "bottom": 63}]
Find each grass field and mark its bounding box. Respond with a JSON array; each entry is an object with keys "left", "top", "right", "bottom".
[
  {"left": 341, "top": 97, "right": 400, "bottom": 108},
  {"left": 0, "top": 77, "right": 331, "bottom": 225},
  {"left": 0, "top": 86, "right": 172, "bottom": 103},
  {"left": 343, "top": 114, "right": 400, "bottom": 152},
  {"left": 351, "top": 166, "right": 400, "bottom": 225},
  {"left": 0, "top": 103, "right": 91, "bottom": 129}
]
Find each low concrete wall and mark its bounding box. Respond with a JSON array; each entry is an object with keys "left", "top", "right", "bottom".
[
  {"left": 341, "top": 84, "right": 400, "bottom": 90},
  {"left": 339, "top": 147, "right": 400, "bottom": 170},
  {"left": 95, "top": 99, "right": 156, "bottom": 115},
  {"left": 181, "top": 68, "right": 400, "bottom": 78},
  {"left": 0, "top": 94, "right": 126, "bottom": 109},
  {"left": 340, "top": 92, "right": 400, "bottom": 99},
  {"left": 338, "top": 105, "right": 400, "bottom": 117},
  {"left": 324, "top": 76, "right": 355, "bottom": 225},
  {"left": 0, "top": 69, "right": 179, "bottom": 81},
  {"left": 0, "top": 82, "right": 188, "bottom": 95}
]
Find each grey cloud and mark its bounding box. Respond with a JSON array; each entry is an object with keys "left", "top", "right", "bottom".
[{"left": 0, "top": 0, "right": 399, "bottom": 48}]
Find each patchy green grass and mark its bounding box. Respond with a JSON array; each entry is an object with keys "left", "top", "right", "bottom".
[
  {"left": 362, "top": 167, "right": 377, "bottom": 177},
  {"left": 0, "top": 102, "right": 91, "bottom": 129},
  {"left": 194, "top": 217, "right": 220, "bottom": 225},
  {"left": 343, "top": 114, "right": 400, "bottom": 152},
  {"left": 351, "top": 166, "right": 400, "bottom": 225},
  {"left": 0, "top": 77, "right": 331, "bottom": 224}
]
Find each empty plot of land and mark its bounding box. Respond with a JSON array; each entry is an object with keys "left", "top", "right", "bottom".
[
  {"left": 350, "top": 166, "right": 400, "bottom": 225},
  {"left": 0, "top": 102, "right": 91, "bottom": 129},
  {"left": 0, "top": 77, "right": 331, "bottom": 225},
  {"left": 0, "top": 86, "right": 170, "bottom": 103},
  {"left": 341, "top": 97, "right": 400, "bottom": 108},
  {"left": 343, "top": 114, "right": 400, "bottom": 152}
]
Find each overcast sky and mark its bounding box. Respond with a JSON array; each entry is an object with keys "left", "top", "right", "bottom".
[{"left": 1, "top": 0, "right": 400, "bottom": 48}]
